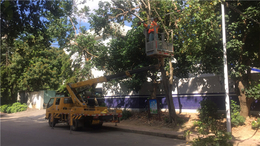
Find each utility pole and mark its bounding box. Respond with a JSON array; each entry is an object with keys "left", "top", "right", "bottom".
[{"left": 221, "top": 2, "right": 232, "bottom": 134}]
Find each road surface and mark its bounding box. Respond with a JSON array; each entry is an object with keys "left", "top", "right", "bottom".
[{"left": 1, "top": 109, "right": 188, "bottom": 146}]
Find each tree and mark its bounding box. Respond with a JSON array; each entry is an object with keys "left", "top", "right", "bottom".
[
  {"left": 88, "top": 0, "right": 259, "bottom": 120},
  {"left": 88, "top": 0, "right": 224, "bottom": 123},
  {"left": 1, "top": 0, "right": 75, "bottom": 104},
  {"left": 1, "top": 0, "right": 73, "bottom": 47},
  {"left": 224, "top": 1, "right": 260, "bottom": 117},
  {"left": 60, "top": 0, "right": 103, "bottom": 86},
  {"left": 0, "top": 35, "right": 72, "bottom": 104},
  {"left": 173, "top": 0, "right": 260, "bottom": 117},
  {"left": 93, "top": 25, "right": 157, "bottom": 93},
  {"left": 88, "top": 0, "right": 185, "bottom": 123}
]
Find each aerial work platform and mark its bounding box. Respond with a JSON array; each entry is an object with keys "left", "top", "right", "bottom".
[{"left": 144, "top": 27, "right": 174, "bottom": 57}]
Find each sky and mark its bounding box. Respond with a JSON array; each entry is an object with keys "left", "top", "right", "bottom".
[
  {"left": 75, "top": 0, "right": 132, "bottom": 30},
  {"left": 52, "top": 0, "right": 132, "bottom": 47}
]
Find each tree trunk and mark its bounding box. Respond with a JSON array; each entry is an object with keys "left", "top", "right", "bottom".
[
  {"left": 176, "top": 78, "right": 182, "bottom": 114},
  {"left": 159, "top": 58, "right": 177, "bottom": 123},
  {"left": 151, "top": 81, "right": 157, "bottom": 99},
  {"left": 237, "top": 81, "right": 254, "bottom": 118}
]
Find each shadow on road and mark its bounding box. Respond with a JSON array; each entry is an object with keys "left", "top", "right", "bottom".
[
  {"left": 52, "top": 123, "right": 121, "bottom": 134},
  {"left": 0, "top": 113, "right": 8, "bottom": 117}
]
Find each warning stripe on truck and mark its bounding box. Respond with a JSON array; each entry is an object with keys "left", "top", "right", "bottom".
[{"left": 71, "top": 113, "right": 122, "bottom": 117}]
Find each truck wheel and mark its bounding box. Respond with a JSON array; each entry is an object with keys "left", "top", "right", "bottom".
[
  {"left": 71, "top": 120, "right": 79, "bottom": 131},
  {"left": 48, "top": 115, "right": 56, "bottom": 127},
  {"left": 92, "top": 122, "right": 103, "bottom": 129}
]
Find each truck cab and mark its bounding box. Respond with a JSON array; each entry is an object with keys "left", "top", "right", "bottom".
[{"left": 46, "top": 97, "right": 73, "bottom": 121}]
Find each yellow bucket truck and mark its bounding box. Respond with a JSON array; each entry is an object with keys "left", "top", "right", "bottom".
[{"left": 45, "top": 65, "right": 157, "bottom": 131}]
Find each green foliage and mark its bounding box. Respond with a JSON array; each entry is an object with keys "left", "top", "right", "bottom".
[
  {"left": 192, "top": 131, "right": 232, "bottom": 146},
  {"left": 6, "top": 41, "right": 71, "bottom": 92},
  {"left": 0, "top": 104, "right": 11, "bottom": 113},
  {"left": 93, "top": 24, "right": 158, "bottom": 93},
  {"left": 120, "top": 109, "right": 132, "bottom": 120},
  {"left": 2, "top": 102, "right": 27, "bottom": 113},
  {"left": 1, "top": 40, "right": 72, "bottom": 103},
  {"left": 1, "top": 0, "right": 74, "bottom": 47},
  {"left": 245, "top": 81, "right": 260, "bottom": 100},
  {"left": 198, "top": 99, "right": 219, "bottom": 123},
  {"left": 184, "top": 129, "right": 192, "bottom": 138},
  {"left": 251, "top": 118, "right": 260, "bottom": 130},
  {"left": 1, "top": 0, "right": 76, "bottom": 103},
  {"left": 230, "top": 100, "right": 245, "bottom": 126},
  {"left": 174, "top": 0, "right": 223, "bottom": 76},
  {"left": 65, "top": 32, "right": 99, "bottom": 85},
  {"left": 227, "top": 1, "right": 260, "bottom": 79},
  {"left": 192, "top": 99, "right": 232, "bottom": 146}
]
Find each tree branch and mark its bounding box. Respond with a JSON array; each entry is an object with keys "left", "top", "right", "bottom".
[
  {"left": 153, "top": 7, "right": 169, "bottom": 37},
  {"left": 141, "top": 0, "right": 148, "bottom": 8},
  {"left": 83, "top": 49, "right": 98, "bottom": 58},
  {"left": 69, "top": 16, "right": 78, "bottom": 37},
  {"left": 70, "top": 40, "right": 98, "bottom": 58},
  {"left": 173, "top": 1, "right": 177, "bottom": 10},
  {"left": 138, "top": 1, "right": 143, "bottom": 9},
  {"left": 109, "top": 11, "right": 128, "bottom": 19},
  {"left": 112, "top": 7, "right": 125, "bottom": 13},
  {"left": 148, "top": 0, "right": 151, "bottom": 22},
  {"left": 223, "top": 1, "right": 260, "bottom": 25},
  {"left": 111, "top": 0, "right": 144, "bottom": 21}
]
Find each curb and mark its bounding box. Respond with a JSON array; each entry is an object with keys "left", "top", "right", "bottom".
[
  {"left": 122, "top": 128, "right": 186, "bottom": 140},
  {"left": 105, "top": 125, "right": 186, "bottom": 140}
]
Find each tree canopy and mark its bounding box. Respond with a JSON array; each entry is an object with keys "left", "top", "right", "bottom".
[
  {"left": 88, "top": 0, "right": 260, "bottom": 118},
  {"left": 0, "top": 0, "right": 74, "bottom": 104},
  {"left": 1, "top": 0, "right": 74, "bottom": 47}
]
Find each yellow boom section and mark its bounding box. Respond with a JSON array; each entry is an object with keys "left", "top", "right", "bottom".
[
  {"left": 65, "top": 66, "right": 158, "bottom": 107},
  {"left": 70, "top": 77, "right": 108, "bottom": 88},
  {"left": 66, "top": 77, "right": 108, "bottom": 107}
]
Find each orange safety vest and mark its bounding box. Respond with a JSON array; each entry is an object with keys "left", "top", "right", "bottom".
[
  {"left": 148, "top": 21, "right": 159, "bottom": 34},
  {"left": 143, "top": 21, "right": 159, "bottom": 34}
]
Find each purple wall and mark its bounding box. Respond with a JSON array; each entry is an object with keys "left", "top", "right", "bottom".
[{"left": 103, "top": 93, "right": 260, "bottom": 111}]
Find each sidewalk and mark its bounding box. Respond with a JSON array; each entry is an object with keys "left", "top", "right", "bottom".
[
  {"left": 104, "top": 122, "right": 185, "bottom": 140},
  {"left": 104, "top": 122, "right": 260, "bottom": 146}
]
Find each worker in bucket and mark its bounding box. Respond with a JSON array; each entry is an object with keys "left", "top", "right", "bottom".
[{"left": 139, "top": 17, "right": 159, "bottom": 42}]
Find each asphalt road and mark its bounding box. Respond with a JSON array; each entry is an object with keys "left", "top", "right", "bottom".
[{"left": 1, "top": 109, "right": 188, "bottom": 146}]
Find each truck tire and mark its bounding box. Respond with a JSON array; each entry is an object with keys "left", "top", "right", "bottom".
[
  {"left": 92, "top": 122, "right": 103, "bottom": 129},
  {"left": 48, "top": 115, "right": 56, "bottom": 127},
  {"left": 71, "top": 120, "right": 79, "bottom": 131}
]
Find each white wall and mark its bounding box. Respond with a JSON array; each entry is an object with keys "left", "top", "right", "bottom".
[
  {"left": 17, "top": 91, "right": 44, "bottom": 110},
  {"left": 138, "top": 75, "right": 237, "bottom": 96},
  {"left": 178, "top": 75, "right": 237, "bottom": 95},
  {"left": 28, "top": 91, "right": 44, "bottom": 110}
]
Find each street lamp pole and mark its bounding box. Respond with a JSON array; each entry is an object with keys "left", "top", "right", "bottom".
[{"left": 221, "top": 2, "right": 232, "bottom": 133}]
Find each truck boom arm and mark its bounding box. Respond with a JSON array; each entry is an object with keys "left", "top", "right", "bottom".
[{"left": 66, "top": 65, "right": 158, "bottom": 107}]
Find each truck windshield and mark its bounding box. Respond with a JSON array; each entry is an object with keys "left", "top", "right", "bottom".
[{"left": 47, "top": 98, "right": 54, "bottom": 108}]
